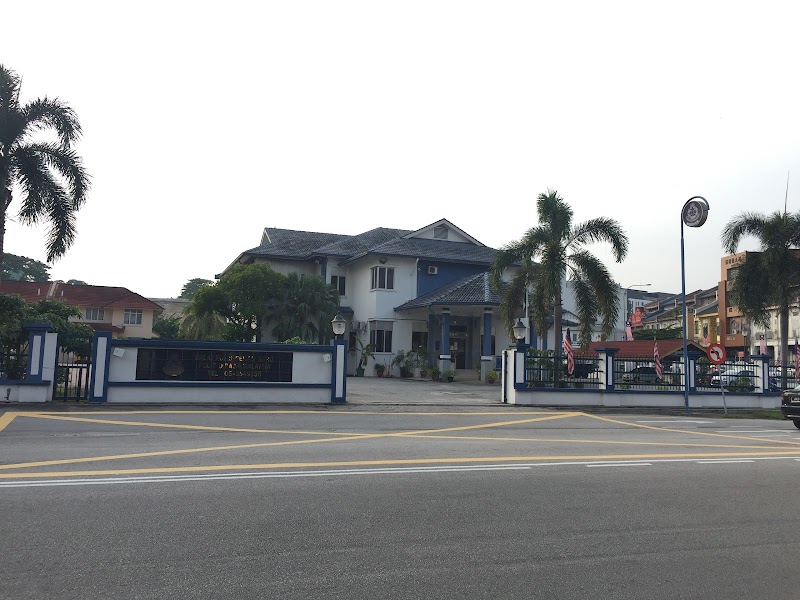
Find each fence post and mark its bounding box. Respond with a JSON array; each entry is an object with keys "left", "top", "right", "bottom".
[
  {"left": 24, "top": 323, "right": 53, "bottom": 383},
  {"left": 593, "top": 347, "right": 618, "bottom": 391},
  {"left": 89, "top": 332, "right": 112, "bottom": 403},
  {"left": 331, "top": 339, "right": 347, "bottom": 404},
  {"left": 514, "top": 343, "right": 529, "bottom": 389},
  {"left": 751, "top": 354, "right": 771, "bottom": 393},
  {"left": 686, "top": 351, "right": 702, "bottom": 394}
]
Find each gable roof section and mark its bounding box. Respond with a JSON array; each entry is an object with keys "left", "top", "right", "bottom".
[
  {"left": 314, "top": 227, "right": 411, "bottom": 257},
  {"left": 343, "top": 237, "right": 497, "bottom": 266},
  {"left": 584, "top": 339, "right": 705, "bottom": 359},
  {"left": 401, "top": 218, "right": 485, "bottom": 246},
  {"left": 696, "top": 300, "right": 719, "bottom": 316},
  {"left": 248, "top": 228, "right": 349, "bottom": 260},
  {"left": 0, "top": 281, "right": 163, "bottom": 311},
  {"left": 395, "top": 272, "right": 503, "bottom": 310}
]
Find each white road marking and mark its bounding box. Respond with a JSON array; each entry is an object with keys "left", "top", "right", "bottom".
[
  {"left": 696, "top": 460, "right": 756, "bottom": 464},
  {"left": 716, "top": 429, "right": 789, "bottom": 434},
  {"left": 586, "top": 462, "right": 652, "bottom": 468},
  {"left": 636, "top": 420, "right": 713, "bottom": 425},
  {"left": 3, "top": 456, "right": 800, "bottom": 488}
]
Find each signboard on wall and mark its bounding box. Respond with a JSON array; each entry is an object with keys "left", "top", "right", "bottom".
[{"left": 135, "top": 348, "right": 294, "bottom": 382}]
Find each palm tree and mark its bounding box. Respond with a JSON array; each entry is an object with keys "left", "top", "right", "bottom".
[
  {"left": 721, "top": 210, "right": 800, "bottom": 389},
  {"left": 491, "top": 190, "right": 629, "bottom": 354},
  {"left": 269, "top": 273, "right": 340, "bottom": 342},
  {"left": 0, "top": 64, "right": 89, "bottom": 267}
]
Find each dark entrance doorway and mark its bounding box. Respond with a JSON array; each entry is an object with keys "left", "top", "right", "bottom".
[
  {"left": 450, "top": 326, "right": 468, "bottom": 369},
  {"left": 53, "top": 333, "right": 93, "bottom": 401}
]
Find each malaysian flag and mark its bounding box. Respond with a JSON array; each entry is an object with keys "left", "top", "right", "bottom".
[
  {"left": 564, "top": 328, "right": 575, "bottom": 376},
  {"left": 654, "top": 339, "right": 663, "bottom": 380}
]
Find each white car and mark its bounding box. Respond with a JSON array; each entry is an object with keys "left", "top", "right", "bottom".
[{"left": 710, "top": 369, "right": 756, "bottom": 390}]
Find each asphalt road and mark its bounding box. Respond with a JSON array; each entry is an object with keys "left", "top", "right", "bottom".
[{"left": 2, "top": 404, "right": 800, "bottom": 599}]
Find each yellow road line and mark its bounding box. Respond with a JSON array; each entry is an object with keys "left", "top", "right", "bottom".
[
  {"left": 0, "top": 433, "right": 383, "bottom": 471},
  {"left": 0, "top": 411, "right": 17, "bottom": 433},
  {"left": 20, "top": 413, "right": 364, "bottom": 436},
  {"left": 2, "top": 450, "right": 800, "bottom": 479},
  {"left": 27, "top": 410, "right": 552, "bottom": 416},
  {"left": 405, "top": 433, "right": 796, "bottom": 450},
  {"left": 582, "top": 413, "right": 800, "bottom": 447},
  {"left": 0, "top": 414, "right": 582, "bottom": 472},
  {"left": 391, "top": 413, "right": 580, "bottom": 436}
]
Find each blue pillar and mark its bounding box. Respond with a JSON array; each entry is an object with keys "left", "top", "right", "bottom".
[
  {"left": 482, "top": 309, "right": 492, "bottom": 357},
  {"left": 439, "top": 309, "right": 451, "bottom": 373},
  {"left": 24, "top": 323, "right": 53, "bottom": 383}
]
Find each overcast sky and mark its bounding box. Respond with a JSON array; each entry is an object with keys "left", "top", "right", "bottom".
[{"left": 3, "top": 1, "right": 799, "bottom": 298}]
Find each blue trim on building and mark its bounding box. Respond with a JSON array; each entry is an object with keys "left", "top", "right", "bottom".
[
  {"left": 109, "top": 339, "right": 331, "bottom": 353},
  {"left": 108, "top": 381, "right": 331, "bottom": 389},
  {"left": 90, "top": 332, "right": 113, "bottom": 403}
]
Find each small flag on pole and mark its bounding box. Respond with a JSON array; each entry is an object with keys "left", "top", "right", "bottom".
[
  {"left": 795, "top": 337, "right": 799, "bottom": 379},
  {"left": 654, "top": 339, "right": 663, "bottom": 380},
  {"left": 564, "top": 328, "right": 575, "bottom": 376}
]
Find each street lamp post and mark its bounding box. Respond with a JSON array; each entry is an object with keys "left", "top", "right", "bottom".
[
  {"left": 331, "top": 313, "right": 346, "bottom": 340},
  {"left": 680, "top": 196, "right": 710, "bottom": 415}
]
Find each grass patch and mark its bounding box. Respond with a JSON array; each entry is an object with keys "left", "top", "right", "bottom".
[{"left": 722, "top": 409, "right": 784, "bottom": 420}]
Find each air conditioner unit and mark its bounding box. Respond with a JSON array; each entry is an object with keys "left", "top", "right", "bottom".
[{"left": 427, "top": 266, "right": 438, "bottom": 275}]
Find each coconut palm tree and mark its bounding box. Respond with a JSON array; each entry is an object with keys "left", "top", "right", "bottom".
[
  {"left": 0, "top": 64, "right": 89, "bottom": 267},
  {"left": 269, "top": 273, "right": 340, "bottom": 343},
  {"left": 721, "top": 210, "right": 800, "bottom": 389},
  {"left": 491, "top": 190, "right": 629, "bottom": 354}
]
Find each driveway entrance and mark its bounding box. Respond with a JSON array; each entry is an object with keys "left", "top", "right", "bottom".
[{"left": 346, "top": 376, "right": 502, "bottom": 406}]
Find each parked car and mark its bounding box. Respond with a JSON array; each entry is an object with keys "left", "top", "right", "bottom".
[
  {"left": 710, "top": 369, "right": 756, "bottom": 391},
  {"left": 781, "top": 384, "right": 800, "bottom": 428},
  {"left": 622, "top": 366, "right": 662, "bottom": 384}
]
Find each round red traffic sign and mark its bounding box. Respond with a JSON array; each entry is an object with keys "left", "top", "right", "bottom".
[{"left": 707, "top": 343, "right": 726, "bottom": 365}]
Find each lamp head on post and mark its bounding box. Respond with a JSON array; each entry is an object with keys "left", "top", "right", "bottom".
[
  {"left": 331, "top": 313, "right": 346, "bottom": 340},
  {"left": 513, "top": 318, "right": 527, "bottom": 349}
]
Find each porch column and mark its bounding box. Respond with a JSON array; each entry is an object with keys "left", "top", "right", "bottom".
[
  {"left": 481, "top": 308, "right": 493, "bottom": 382},
  {"left": 439, "top": 308, "right": 451, "bottom": 375}
]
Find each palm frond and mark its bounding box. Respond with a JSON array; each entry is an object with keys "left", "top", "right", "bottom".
[
  {"left": 568, "top": 250, "right": 620, "bottom": 340},
  {"left": 21, "top": 97, "right": 82, "bottom": 146},
  {"left": 720, "top": 212, "right": 769, "bottom": 253},
  {"left": 569, "top": 217, "right": 629, "bottom": 262},
  {"left": 536, "top": 190, "right": 572, "bottom": 240},
  {"left": 24, "top": 142, "right": 89, "bottom": 205}
]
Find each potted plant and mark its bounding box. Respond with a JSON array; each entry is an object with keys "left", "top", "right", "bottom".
[
  {"left": 415, "top": 348, "right": 429, "bottom": 378},
  {"left": 374, "top": 362, "right": 386, "bottom": 377},
  {"left": 392, "top": 350, "right": 414, "bottom": 378},
  {"left": 355, "top": 339, "right": 374, "bottom": 377},
  {"left": 444, "top": 368, "right": 455, "bottom": 382},
  {"left": 487, "top": 370, "right": 498, "bottom": 384},
  {"left": 430, "top": 364, "right": 440, "bottom": 381}
]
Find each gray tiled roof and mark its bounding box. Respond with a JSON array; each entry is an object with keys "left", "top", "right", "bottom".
[
  {"left": 315, "top": 228, "right": 411, "bottom": 257},
  {"left": 695, "top": 301, "right": 719, "bottom": 316},
  {"left": 244, "top": 229, "right": 349, "bottom": 259},
  {"left": 395, "top": 272, "right": 504, "bottom": 311},
  {"left": 344, "top": 238, "right": 498, "bottom": 265},
  {"left": 241, "top": 226, "right": 499, "bottom": 265}
]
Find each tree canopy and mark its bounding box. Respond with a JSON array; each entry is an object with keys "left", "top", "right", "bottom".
[
  {"left": 0, "top": 253, "right": 50, "bottom": 281},
  {"left": 721, "top": 210, "right": 800, "bottom": 388},
  {"left": 491, "top": 190, "right": 629, "bottom": 349},
  {"left": 180, "top": 278, "right": 213, "bottom": 299},
  {"left": 0, "top": 293, "right": 92, "bottom": 378},
  {"left": 182, "top": 264, "right": 339, "bottom": 343}
]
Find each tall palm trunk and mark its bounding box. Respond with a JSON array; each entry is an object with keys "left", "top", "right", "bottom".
[
  {"left": 780, "top": 306, "right": 790, "bottom": 390},
  {"left": 553, "top": 290, "right": 562, "bottom": 385},
  {"left": 1, "top": 177, "right": 8, "bottom": 269}
]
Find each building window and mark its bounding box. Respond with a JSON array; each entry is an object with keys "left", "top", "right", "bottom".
[
  {"left": 330, "top": 275, "right": 346, "bottom": 296},
  {"left": 371, "top": 267, "right": 395, "bottom": 290},
  {"left": 433, "top": 225, "right": 449, "bottom": 239},
  {"left": 84, "top": 307, "right": 105, "bottom": 321},
  {"left": 694, "top": 321, "right": 700, "bottom": 335},
  {"left": 124, "top": 309, "right": 143, "bottom": 325},
  {"left": 370, "top": 321, "right": 393, "bottom": 352}
]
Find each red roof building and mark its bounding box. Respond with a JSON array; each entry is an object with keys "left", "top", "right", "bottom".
[{"left": 0, "top": 280, "right": 163, "bottom": 338}]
